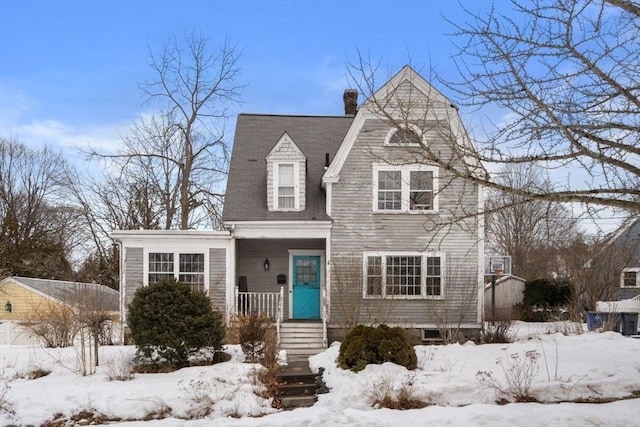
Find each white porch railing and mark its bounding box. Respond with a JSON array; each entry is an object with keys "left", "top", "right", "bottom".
[
  {"left": 235, "top": 286, "right": 284, "bottom": 343},
  {"left": 321, "top": 285, "right": 328, "bottom": 348}
]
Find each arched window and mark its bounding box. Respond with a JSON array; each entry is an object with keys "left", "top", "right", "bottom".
[{"left": 385, "top": 126, "right": 422, "bottom": 146}]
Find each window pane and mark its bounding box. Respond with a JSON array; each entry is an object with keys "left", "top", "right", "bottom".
[
  {"left": 149, "top": 253, "right": 174, "bottom": 283},
  {"left": 426, "top": 256, "right": 442, "bottom": 296},
  {"left": 385, "top": 256, "right": 422, "bottom": 296},
  {"left": 296, "top": 258, "right": 318, "bottom": 283},
  {"left": 366, "top": 256, "right": 383, "bottom": 296},
  {"left": 378, "top": 170, "right": 402, "bottom": 210},
  {"left": 623, "top": 271, "right": 637, "bottom": 287},
  {"left": 179, "top": 253, "right": 205, "bottom": 293},
  {"left": 278, "top": 164, "right": 294, "bottom": 185},
  {"left": 148, "top": 273, "right": 174, "bottom": 283},
  {"left": 179, "top": 274, "right": 205, "bottom": 293},
  {"left": 410, "top": 171, "right": 433, "bottom": 210},
  {"left": 179, "top": 253, "right": 204, "bottom": 273},
  {"left": 390, "top": 128, "right": 421, "bottom": 145},
  {"left": 277, "top": 164, "right": 295, "bottom": 209},
  {"left": 278, "top": 194, "right": 295, "bottom": 209}
]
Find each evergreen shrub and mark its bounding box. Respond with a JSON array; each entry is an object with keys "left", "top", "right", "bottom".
[
  {"left": 338, "top": 324, "right": 417, "bottom": 372},
  {"left": 127, "top": 279, "right": 225, "bottom": 369}
]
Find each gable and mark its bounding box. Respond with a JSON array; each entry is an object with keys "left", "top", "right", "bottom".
[
  {"left": 323, "top": 65, "right": 484, "bottom": 185},
  {"left": 266, "top": 132, "right": 306, "bottom": 161}
]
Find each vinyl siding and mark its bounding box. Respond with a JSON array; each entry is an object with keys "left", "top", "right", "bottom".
[
  {"left": 209, "top": 248, "right": 227, "bottom": 312},
  {"left": 0, "top": 282, "right": 61, "bottom": 322},
  {"left": 124, "top": 247, "right": 143, "bottom": 313},
  {"left": 329, "top": 116, "right": 481, "bottom": 328}
]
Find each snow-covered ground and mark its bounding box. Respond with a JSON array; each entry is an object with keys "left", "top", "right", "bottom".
[{"left": 1, "top": 321, "right": 639, "bottom": 426}]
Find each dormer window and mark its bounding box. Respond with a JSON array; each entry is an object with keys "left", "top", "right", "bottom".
[
  {"left": 266, "top": 132, "right": 306, "bottom": 212},
  {"left": 622, "top": 269, "right": 639, "bottom": 287},
  {"left": 276, "top": 162, "right": 297, "bottom": 210},
  {"left": 385, "top": 125, "right": 423, "bottom": 146}
]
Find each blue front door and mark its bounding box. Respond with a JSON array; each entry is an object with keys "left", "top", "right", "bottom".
[{"left": 292, "top": 255, "right": 321, "bottom": 319}]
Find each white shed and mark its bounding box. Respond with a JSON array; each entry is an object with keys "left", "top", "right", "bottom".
[{"left": 484, "top": 275, "right": 526, "bottom": 320}]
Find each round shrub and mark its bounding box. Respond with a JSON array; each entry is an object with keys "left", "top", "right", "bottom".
[
  {"left": 523, "top": 278, "right": 573, "bottom": 307},
  {"left": 338, "top": 324, "right": 417, "bottom": 372},
  {"left": 127, "top": 279, "right": 224, "bottom": 368}
]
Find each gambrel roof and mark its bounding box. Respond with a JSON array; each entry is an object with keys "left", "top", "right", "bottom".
[{"left": 222, "top": 114, "right": 353, "bottom": 222}]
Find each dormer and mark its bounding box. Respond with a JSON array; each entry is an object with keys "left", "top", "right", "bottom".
[{"left": 266, "top": 132, "right": 306, "bottom": 212}]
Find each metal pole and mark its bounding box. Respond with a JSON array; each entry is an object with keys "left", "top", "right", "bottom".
[{"left": 491, "top": 274, "right": 496, "bottom": 326}]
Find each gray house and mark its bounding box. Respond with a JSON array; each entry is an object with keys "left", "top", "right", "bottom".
[
  {"left": 606, "top": 217, "right": 640, "bottom": 300},
  {"left": 111, "top": 66, "right": 485, "bottom": 355}
]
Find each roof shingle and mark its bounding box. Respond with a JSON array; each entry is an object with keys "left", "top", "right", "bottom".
[{"left": 222, "top": 114, "right": 353, "bottom": 222}]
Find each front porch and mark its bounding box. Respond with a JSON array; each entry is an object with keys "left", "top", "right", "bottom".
[{"left": 231, "top": 237, "right": 328, "bottom": 351}]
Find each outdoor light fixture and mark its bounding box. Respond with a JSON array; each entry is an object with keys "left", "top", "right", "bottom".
[
  {"left": 4, "top": 301, "right": 11, "bottom": 313},
  {"left": 263, "top": 258, "right": 270, "bottom": 271}
]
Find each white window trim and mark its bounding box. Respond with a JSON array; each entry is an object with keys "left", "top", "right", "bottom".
[
  {"left": 621, "top": 268, "right": 640, "bottom": 288},
  {"left": 383, "top": 124, "right": 424, "bottom": 147},
  {"left": 273, "top": 161, "right": 301, "bottom": 211},
  {"left": 372, "top": 164, "right": 439, "bottom": 213},
  {"left": 362, "top": 251, "right": 445, "bottom": 300},
  {"left": 144, "top": 249, "right": 209, "bottom": 293}
]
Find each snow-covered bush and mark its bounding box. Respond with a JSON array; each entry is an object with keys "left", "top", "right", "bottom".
[
  {"left": 127, "top": 280, "right": 225, "bottom": 369},
  {"left": 338, "top": 324, "right": 417, "bottom": 372}
]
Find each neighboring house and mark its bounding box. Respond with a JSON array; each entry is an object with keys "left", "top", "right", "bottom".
[
  {"left": 0, "top": 276, "right": 120, "bottom": 345},
  {"left": 484, "top": 275, "right": 526, "bottom": 321},
  {"left": 595, "top": 217, "right": 640, "bottom": 319},
  {"left": 112, "top": 66, "right": 485, "bottom": 354},
  {"left": 611, "top": 217, "right": 640, "bottom": 300},
  {"left": 0, "top": 276, "right": 119, "bottom": 322}
]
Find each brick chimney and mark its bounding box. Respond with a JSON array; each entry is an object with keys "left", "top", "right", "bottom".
[{"left": 343, "top": 89, "right": 358, "bottom": 115}]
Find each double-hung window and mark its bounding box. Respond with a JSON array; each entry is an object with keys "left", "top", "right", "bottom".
[
  {"left": 275, "top": 162, "right": 298, "bottom": 210},
  {"left": 363, "top": 252, "right": 444, "bottom": 298},
  {"left": 148, "top": 253, "right": 175, "bottom": 283},
  {"left": 148, "top": 252, "right": 206, "bottom": 293},
  {"left": 621, "top": 269, "right": 639, "bottom": 287},
  {"left": 373, "top": 164, "right": 438, "bottom": 213}
]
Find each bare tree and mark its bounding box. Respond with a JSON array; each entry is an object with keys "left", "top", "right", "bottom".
[
  {"left": 441, "top": 0, "right": 639, "bottom": 213},
  {"left": 486, "top": 164, "right": 579, "bottom": 279},
  {"left": 562, "top": 233, "right": 636, "bottom": 312},
  {"left": 330, "top": 255, "right": 399, "bottom": 330},
  {"left": 88, "top": 33, "right": 243, "bottom": 230},
  {"left": 430, "top": 260, "right": 480, "bottom": 344},
  {"left": 73, "top": 284, "right": 118, "bottom": 369},
  {"left": 65, "top": 167, "right": 159, "bottom": 289},
  {"left": 348, "top": 1, "right": 638, "bottom": 222},
  {"left": 0, "top": 137, "right": 79, "bottom": 279}
]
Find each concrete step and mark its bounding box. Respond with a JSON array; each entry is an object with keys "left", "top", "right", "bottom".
[
  {"left": 280, "top": 330, "right": 323, "bottom": 336},
  {"left": 279, "top": 382, "right": 318, "bottom": 397},
  {"left": 283, "top": 347, "right": 325, "bottom": 357},
  {"left": 280, "top": 322, "right": 324, "bottom": 329},
  {"left": 277, "top": 371, "right": 318, "bottom": 384},
  {"left": 279, "top": 395, "right": 317, "bottom": 409},
  {"left": 280, "top": 339, "right": 324, "bottom": 347},
  {"left": 276, "top": 359, "right": 320, "bottom": 409},
  {"left": 279, "top": 322, "right": 326, "bottom": 357},
  {"left": 281, "top": 335, "right": 323, "bottom": 342}
]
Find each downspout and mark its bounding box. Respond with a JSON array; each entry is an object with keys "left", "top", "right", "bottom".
[{"left": 116, "top": 239, "right": 125, "bottom": 344}]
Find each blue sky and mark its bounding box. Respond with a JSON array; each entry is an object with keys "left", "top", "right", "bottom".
[
  {"left": 0, "top": 0, "right": 499, "bottom": 152},
  {"left": 0, "top": 0, "right": 624, "bottom": 233}
]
